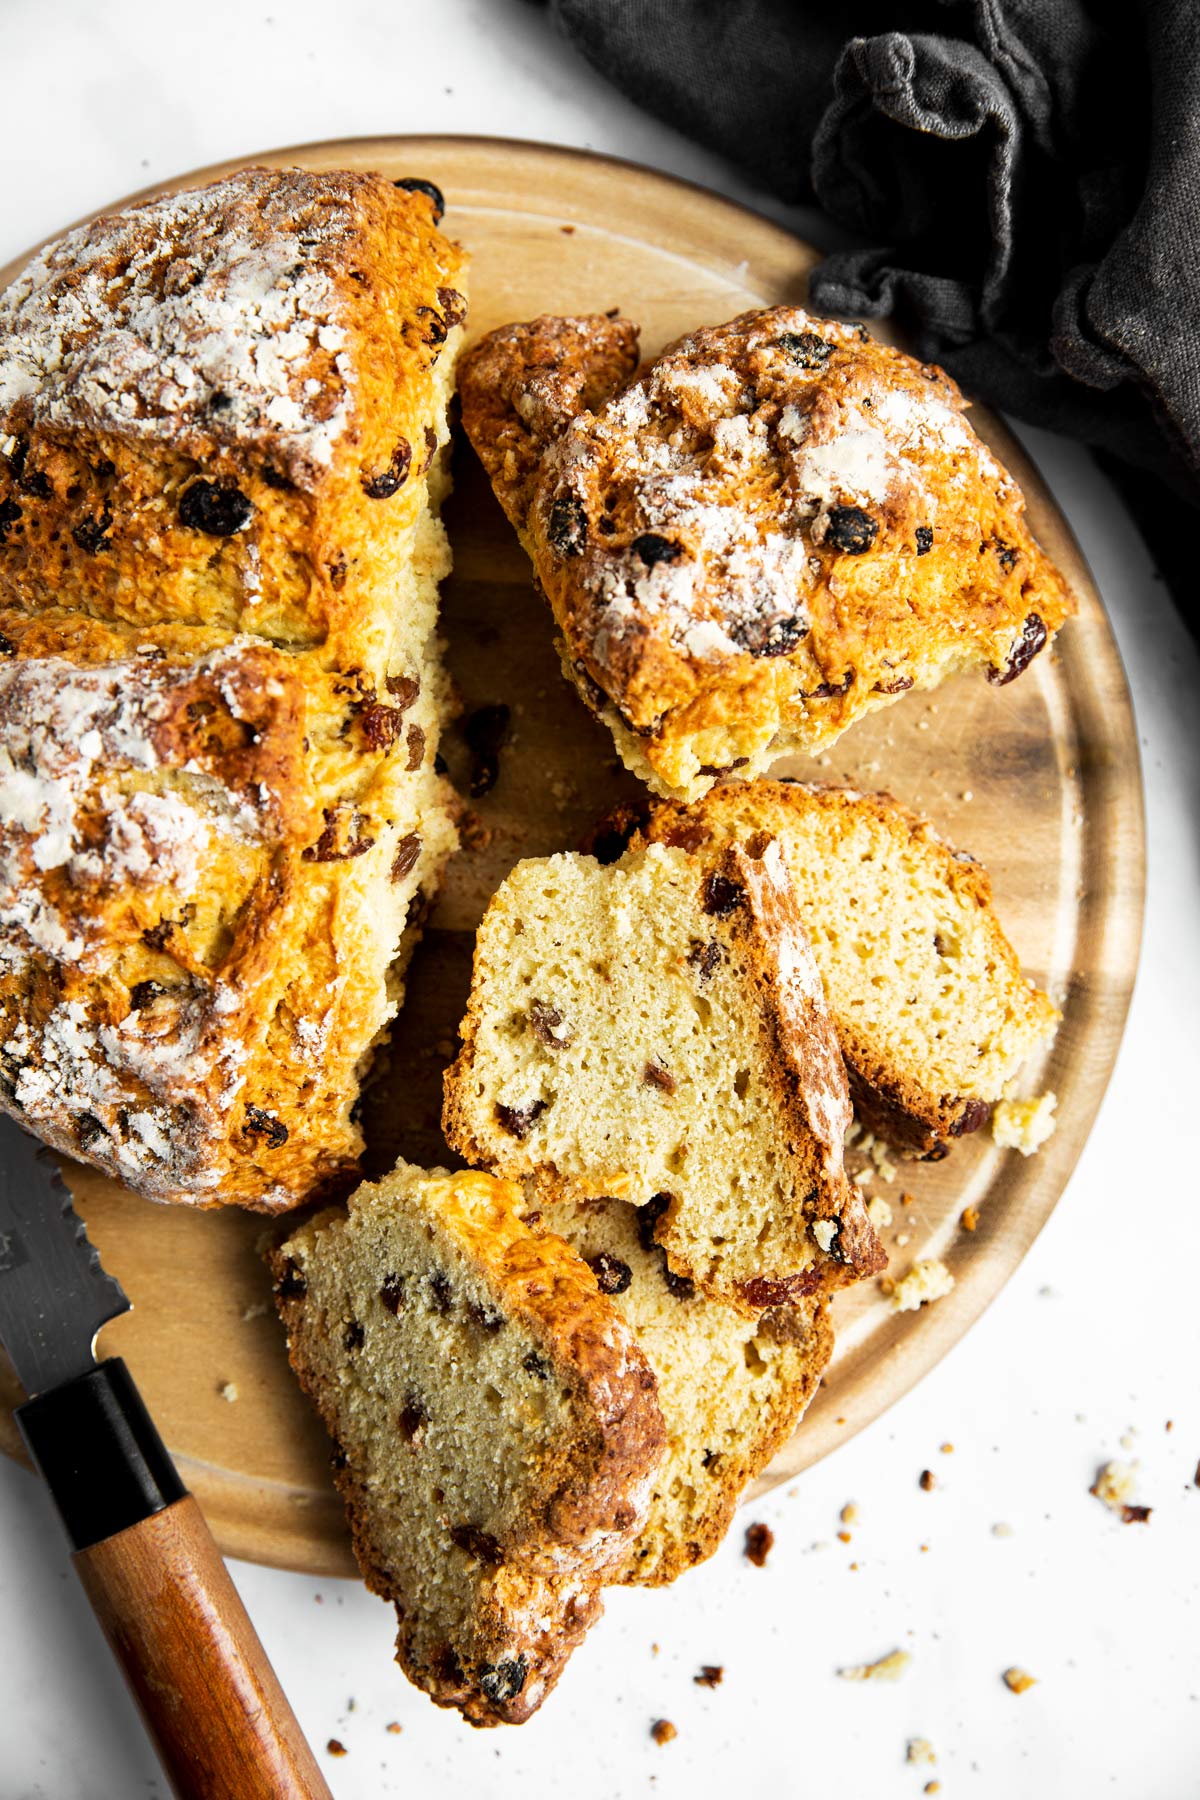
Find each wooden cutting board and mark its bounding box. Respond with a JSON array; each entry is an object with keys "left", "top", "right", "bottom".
[{"left": 0, "top": 136, "right": 1144, "bottom": 1577}]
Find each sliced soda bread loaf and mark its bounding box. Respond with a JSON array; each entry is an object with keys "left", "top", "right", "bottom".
[
  {"left": 632, "top": 781, "right": 1059, "bottom": 1157},
  {"left": 443, "top": 840, "right": 884, "bottom": 1313},
  {"left": 268, "top": 1162, "right": 665, "bottom": 1727},
  {"left": 531, "top": 1190, "right": 834, "bottom": 1584}
]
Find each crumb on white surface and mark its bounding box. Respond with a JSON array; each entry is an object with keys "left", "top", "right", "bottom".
[
  {"left": 993, "top": 1091, "right": 1057, "bottom": 1155},
  {"left": 1090, "top": 1460, "right": 1138, "bottom": 1512},
  {"left": 838, "top": 1649, "right": 912, "bottom": 1683},
  {"left": 1003, "top": 1666, "right": 1038, "bottom": 1694},
  {"left": 890, "top": 1258, "right": 955, "bottom": 1313},
  {"left": 992, "top": 1521, "right": 1016, "bottom": 1538},
  {"left": 907, "top": 1737, "right": 937, "bottom": 1765}
]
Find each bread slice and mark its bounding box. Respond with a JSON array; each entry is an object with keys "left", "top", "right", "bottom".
[
  {"left": 0, "top": 168, "right": 466, "bottom": 1205},
  {"left": 629, "top": 780, "right": 1059, "bottom": 1156},
  {"left": 268, "top": 1163, "right": 665, "bottom": 1727},
  {"left": 443, "top": 840, "right": 884, "bottom": 1312},
  {"left": 459, "top": 307, "right": 1074, "bottom": 802},
  {"left": 531, "top": 1190, "right": 834, "bottom": 1584}
]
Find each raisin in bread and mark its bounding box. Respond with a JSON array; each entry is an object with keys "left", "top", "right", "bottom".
[
  {"left": 443, "top": 840, "right": 884, "bottom": 1312},
  {"left": 0, "top": 168, "right": 466, "bottom": 1205},
  {"left": 458, "top": 307, "right": 1074, "bottom": 802},
  {"left": 532, "top": 1190, "right": 834, "bottom": 1584},
  {"left": 629, "top": 780, "right": 1059, "bottom": 1157},
  {"left": 269, "top": 1162, "right": 665, "bottom": 1727}
]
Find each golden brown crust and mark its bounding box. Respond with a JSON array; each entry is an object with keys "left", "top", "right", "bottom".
[
  {"left": 0, "top": 612, "right": 457, "bottom": 1205},
  {"left": 268, "top": 1168, "right": 665, "bottom": 1725},
  {"left": 0, "top": 167, "right": 468, "bottom": 675},
  {"left": 712, "top": 842, "right": 885, "bottom": 1302},
  {"left": 636, "top": 778, "right": 1058, "bottom": 1156},
  {"left": 459, "top": 306, "right": 1075, "bottom": 800}
]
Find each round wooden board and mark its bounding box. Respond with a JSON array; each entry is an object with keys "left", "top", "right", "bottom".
[{"left": 0, "top": 136, "right": 1144, "bottom": 1578}]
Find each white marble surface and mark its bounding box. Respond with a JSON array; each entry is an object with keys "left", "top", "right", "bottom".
[{"left": 1, "top": 4, "right": 1198, "bottom": 1796}]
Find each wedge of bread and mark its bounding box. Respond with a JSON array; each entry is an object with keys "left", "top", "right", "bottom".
[
  {"left": 532, "top": 1190, "right": 833, "bottom": 1584},
  {"left": 630, "top": 781, "right": 1059, "bottom": 1157},
  {"left": 0, "top": 167, "right": 466, "bottom": 1205},
  {"left": 269, "top": 1163, "right": 665, "bottom": 1727},
  {"left": 443, "top": 840, "right": 884, "bottom": 1312},
  {"left": 458, "top": 307, "right": 1074, "bottom": 802}
]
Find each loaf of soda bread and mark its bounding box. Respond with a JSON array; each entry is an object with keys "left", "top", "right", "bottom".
[
  {"left": 458, "top": 306, "right": 1074, "bottom": 802},
  {"left": 0, "top": 168, "right": 466, "bottom": 1206},
  {"left": 269, "top": 1163, "right": 666, "bottom": 1726},
  {"left": 443, "top": 839, "right": 884, "bottom": 1312}
]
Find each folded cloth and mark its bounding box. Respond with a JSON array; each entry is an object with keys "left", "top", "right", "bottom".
[{"left": 544, "top": 0, "right": 1200, "bottom": 632}]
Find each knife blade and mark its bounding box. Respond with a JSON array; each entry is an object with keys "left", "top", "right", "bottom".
[
  {"left": 0, "top": 1112, "right": 332, "bottom": 1800},
  {"left": 0, "top": 1115, "right": 129, "bottom": 1397}
]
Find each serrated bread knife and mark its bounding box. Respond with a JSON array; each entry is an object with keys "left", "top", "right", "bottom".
[{"left": 0, "top": 1116, "right": 332, "bottom": 1800}]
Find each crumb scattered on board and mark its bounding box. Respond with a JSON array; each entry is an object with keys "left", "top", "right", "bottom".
[
  {"left": 993, "top": 1091, "right": 1057, "bottom": 1155},
  {"left": 385, "top": 1722, "right": 402, "bottom": 1735},
  {"left": 218, "top": 1381, "right": 238, "bottom": 1403},
  {"left": 651, "top": 1719, "right": 677, "bottom": 1746},
  {"left": 919, "top": 1469, "right": 935, "bottom": 1491},
  {"left": 838, "top": 1648, "right": 912, "bottom": 1682},
  {"left": 890, "top": 1259, "right": 955, "bottom": 1313},
  {"left": 694, "top": 1665, "right": 723, "bottom": 1688},
  {"left": 1003, "top": 1667, "right": 1038, "bottom": 1694},
  {"left": 744, "top": 1522, "right": 774, "bottom": 1567},
  {"left": 907, "top": 1737, "right": 937, "bottom": 1765},
  {"left": 326, "top": 1738, "right": 348, "bottom": 1756},
  {"left": 961, "top": 1205, "right": 980, "bottom": 1231}
]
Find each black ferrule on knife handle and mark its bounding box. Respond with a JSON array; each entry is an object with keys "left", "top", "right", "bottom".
[{"left": 16, "top": 1357, "right": 185, "bottom": 1552}]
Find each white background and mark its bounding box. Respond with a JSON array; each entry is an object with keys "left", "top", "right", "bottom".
[{"left": 1, "top": 3, "right": 1198, "bottom": 1796}]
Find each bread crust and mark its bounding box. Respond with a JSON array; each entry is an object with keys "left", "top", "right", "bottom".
[
  {"left": 268, "top": 1167, "right": 665, "bottom": 1725},
  {"left": 459, "top": 307, "right": 1075, "bottom": 800}
]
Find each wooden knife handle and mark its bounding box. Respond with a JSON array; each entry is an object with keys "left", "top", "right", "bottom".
[
  {"left": 73, "top": 1495, "right": 333, "bottom": 1800},
  {"left": 17, "top": 1359, "right": 332, "bottom": 1800}
]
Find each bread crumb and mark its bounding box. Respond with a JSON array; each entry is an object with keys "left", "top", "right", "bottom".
[
  {"left": 895, "top": 1232, "right": 911, "bottom": 1247},
  {"left": 385, "top": 1722, "right": 402, "bottom": 1734},
  {"left": 907, "top": 1737, "right": 937, "bottom": 1765},
  {"left": 744, "top": 1521, "right": 774, "bottom": 1567},
  {"left": 651, "top": 1719, "right": 677, "bottom": 1746},
  {"left": 837, "top": 1530, "right": 852, "bottom": 1544},
  {"left": 1002, "top": 1666, "right": 1037, "bottom": 1694},
  {"left": 961, "top": 1205, "right": 980, "bottom": 1231},
  {"left": 326, "top": 1738, "right": 348, "bottom": 1756},
  {"left": 992, "top": 1521, "right": 1015, "bottom": 1537},
  {"left": 890, "top": 1259, "right": 955, "bottom": 1313},
  {"left": 993, "top": 1091, "right": 1057, "bottom": 1155},
  {"left": 900, "top": 1192, "right": 915, "bottom": 1208},
  {"left": 919, "top": 1469, "right": 935, "bottom": 1491},
  {"left": 838, "top": 1648, "right": 912, "bottom": 1682},
  {"left": 218, "top": 1381, "right": 239, "bottom": 1403},
  {"left": 840, "top": 1502, "right": 859, "bottom": 1524},
  {"left": 694, "top": 1665, "right": 723, "bottom": 1688},
  {"left": 1090, "top": 1460, "right": 1138, "bottom": 1513},
  {"left": 925, "top": 1784, "right": 941, "bottom": 1795},
  {"left": 940, "top": 1442, "right": 954, "bottom": 1454},
  {"left": 867, "top": 1194, "right": 893, "bottom": 1230}
]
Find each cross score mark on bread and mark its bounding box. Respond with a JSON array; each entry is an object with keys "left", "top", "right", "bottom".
[{"left": 458, "top": 307, "right": 1075, "bottom": 801}]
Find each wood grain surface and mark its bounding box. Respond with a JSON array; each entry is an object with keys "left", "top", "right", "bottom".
[{"left": 0, "top": 136, "right": 1144, "bottom": 1578}]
